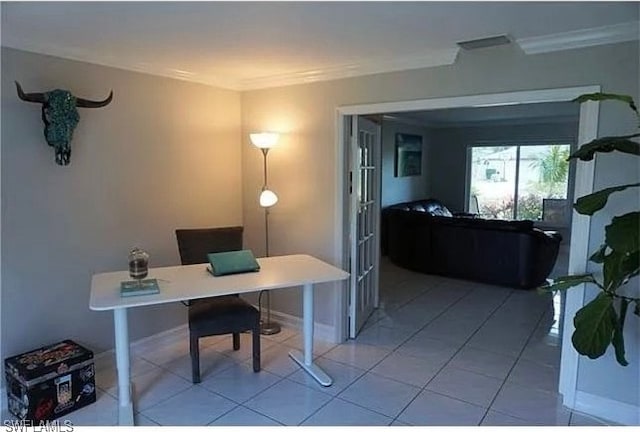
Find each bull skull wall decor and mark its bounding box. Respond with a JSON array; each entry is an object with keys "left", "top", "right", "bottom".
[{"left": 15, "top": 81, "right": 113, "bottom": 166}]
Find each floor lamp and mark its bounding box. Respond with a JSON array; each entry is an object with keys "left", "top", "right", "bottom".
[{"left": 250, "top": 132, "right": 281, "bottom": 335}]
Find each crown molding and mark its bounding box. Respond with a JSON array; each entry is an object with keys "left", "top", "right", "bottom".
[
  {"left": 237, "top": 48, "right": 459, "bottom": 91},
  {"left": 517, "top": 21, "right": 640, "bottom": 55},
  {"left": 2, "top": 42, "right": 244, "bottom": 91}
]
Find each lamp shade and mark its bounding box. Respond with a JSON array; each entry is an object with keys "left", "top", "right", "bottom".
[
  {"left": 259, "top": 189, "right": 278, "bottom": 208},
  {"left": 250, "top": 132, "right": 279, "bottom": 149}
]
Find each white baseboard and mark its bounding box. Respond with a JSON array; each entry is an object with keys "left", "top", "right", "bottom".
[
  {"left": 262, "top": 308, "right": 338, "bottom": 343},
  {"left": 574, "top": 390, "right": 639, "bottom": 425},
  {"left": 94, "top": 324, "right": 189, "bottom": 360},
  {"left": 93, "top": 309, "right": 338, "bottom": 359}
]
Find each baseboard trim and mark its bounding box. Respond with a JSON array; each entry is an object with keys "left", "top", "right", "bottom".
[
  {"left": 261, "top": 308, "right": 337, "bottom": 343},
  {"left": 574, "top": 390, "right": 639, "bottom": 425},
  {"left": 93, "top": 309, "right": 338, "bottom": 359},
  {"left": 94, "top": 324, "right": 189, "bottom": 360}
]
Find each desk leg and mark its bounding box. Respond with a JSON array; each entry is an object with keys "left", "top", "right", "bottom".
[
  {"left": 288, "top": 283, "right": 333, "bottom": 386},
  {"left": 114, "top": 308, "right": 135, "bottom": 426}
]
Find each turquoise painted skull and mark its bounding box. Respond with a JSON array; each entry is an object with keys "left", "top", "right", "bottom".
[{"left": 16, "top": 82, "right": 113, "bottom": 166}]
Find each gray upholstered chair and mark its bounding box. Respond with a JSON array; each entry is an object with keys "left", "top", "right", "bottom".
[{"left": 175, "top": 226, "right": 260, "bottom": 383}]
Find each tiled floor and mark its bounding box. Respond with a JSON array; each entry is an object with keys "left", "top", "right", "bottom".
[{"left": 4, "top": 258, "right": 616, "bottom": 426}]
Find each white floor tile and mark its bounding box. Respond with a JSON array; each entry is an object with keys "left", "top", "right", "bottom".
[
  {"left": 133, "top": 337, "right": 190, "bottom": 366},
  {"left": 141, "top": 385, "right": 236, "bottom": 425},
  {"left": 338, "top": 372, "right": 421, "bottom": 418},
  {"left": 466, "top": 324, "right": 531, "bottom": 357},
  {"left": 106, "top": 368, "right": 192, "bottom": 412},
  {"left": 94, "top": 353, "right": 160, "bottom": 390},
  {"left": 209, "top": 406, "right": 282, "bottom": 426},
  {"left": 301, "top": 398, "right": 393, "bottom": 426},
  {"left": 250, "top": 343, "right": 302, "bottom": 377},
  {"left": 209, "top": 332, "right": 275, "bottom": 362},
  {"left": 506, "top": 358, "right": 560, "bottom": 393},
  {"left": 161, "top": 345, "right": 237, "bottom": 382},
  {"left": 570, "top": 411, "right": 618, "bottom": 426},
  {"left": 491, "top": 382, "right": 571, "bottom": 425},
  {"left": 322, "top": 341, "right": 392, "bottom": 370},
  {"left": 426, "top": 365, "right": 502, "bottom": 408},
  {"left": 521, "top": 335, "right": 562, "bottom": 368},
  {"left": 418, "top": 315, "right": 483, "bottom": 343},
  {"left": 481, "top": 410, "right": 532, "bottom": 426},
  {"left": 281, "top": 333, "right": 338, "bottom": 357},
  {"left": 370, "top": 352, "right": 442, "bottom": 387},
  {"left": 449, "top": 346, "right": 517, "bottom": 380},
  {"left": 395, "top": 333, "right": 461, "bottom": 366},
  {"left": 398, "top": 389, "right": 486, "bottom": 426},
  {"left": 287, "top": 356, "right": 366, "bottom": 396},
  {"left": 244, "top": 379, "right": 331, "bottom": 425},
  {"left": 134, "top": 413, "right": 160, "bottom": 426},
  {"left": 353, "top": 322, "right": 414, "bottom": 350},
  {"left": 201, "top": 362, "right": 282, "bottom": 403}
]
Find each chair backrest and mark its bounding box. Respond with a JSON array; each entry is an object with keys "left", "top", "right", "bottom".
[{"left": 175, "top": 226, "right": 243, "bottom": 265}]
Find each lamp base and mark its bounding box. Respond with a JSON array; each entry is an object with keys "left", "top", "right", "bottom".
[{"left": 260, "top": 320, "right": 281, "bottom": 335}]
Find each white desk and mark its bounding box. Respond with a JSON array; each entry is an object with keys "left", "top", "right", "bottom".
[{"left": 90, "top": 254, "right": 349, "bottom": 426}]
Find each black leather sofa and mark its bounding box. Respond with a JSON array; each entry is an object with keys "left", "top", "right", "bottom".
[{"left": 381, "top": 199, "right": 562, "bottom": 289}]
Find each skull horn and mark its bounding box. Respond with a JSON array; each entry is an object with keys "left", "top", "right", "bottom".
[
  {"left": 76, "top": 91, "right": 113, "bottom": 108},
  {"left": 15, "top": 81, "right": 46, "bottom": 103}
]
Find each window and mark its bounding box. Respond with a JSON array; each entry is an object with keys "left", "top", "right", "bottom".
[{"left": 468, "top": 143, "right": 571, "bottom": 222}]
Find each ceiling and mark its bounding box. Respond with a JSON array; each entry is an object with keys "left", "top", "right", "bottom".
[
  {"left": 2, "top": 2, "right": 638, "bottom": 90},
  {"left": 386, "top": 101, "right": 580, "bottom": 128}
]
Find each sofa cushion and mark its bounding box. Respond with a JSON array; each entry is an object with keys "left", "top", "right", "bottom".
[{"left": 436, "top": 216, "right": 534, "bottom": 232}]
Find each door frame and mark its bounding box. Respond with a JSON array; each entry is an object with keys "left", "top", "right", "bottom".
[{"left": 334, "top": 85, "right": 600, "bottom": 409}]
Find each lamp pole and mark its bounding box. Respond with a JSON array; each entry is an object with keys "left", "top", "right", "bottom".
[
  {"left": 258, "top": 145, "right": 280, "bottom": 335},
  {"left": 262, "top": 148, "right": 271, "bottom": 257}
]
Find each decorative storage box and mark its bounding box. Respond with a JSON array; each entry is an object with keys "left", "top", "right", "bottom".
[{"left": 5, "top": 340, "right": 96, "bottom": 422}]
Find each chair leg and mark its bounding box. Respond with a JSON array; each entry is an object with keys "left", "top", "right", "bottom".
[
  {"left": 232, "top": 332, "right": 240, "bottom": 350},
  {"left": 252, "top": 323, "right": 261, "bottom": 372},
  {"left": 190, "top": 333, "right": 201, "bottom": 384}
]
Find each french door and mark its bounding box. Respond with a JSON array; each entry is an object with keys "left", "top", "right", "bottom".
[{"left": 348, "top": 116, "right": 381, "bottom": 338}]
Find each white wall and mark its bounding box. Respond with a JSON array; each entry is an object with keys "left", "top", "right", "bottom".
[
  {"left": 381, "top": 119, "right": 431, "bottom": 208},
  {"left": 240, "top": 41, "right": 639, "bottom": 420},
  {"left": 575, "top": 90, "right": 640, "bottom": 416},
  {"left": 1, "top": 48, "right": 243, "bottom": 356}
]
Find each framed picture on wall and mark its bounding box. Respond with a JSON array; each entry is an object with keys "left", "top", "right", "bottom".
[{"left": 395, "top": 133, "right": 422, "bottom": 177}]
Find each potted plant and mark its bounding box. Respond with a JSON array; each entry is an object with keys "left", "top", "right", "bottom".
[{"left": 539, "top": 93, "right": 639, "bottom": 366}]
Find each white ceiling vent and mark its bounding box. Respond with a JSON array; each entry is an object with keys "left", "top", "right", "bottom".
[{"left": 457, "top": 35, "right": 511, "bottom": 50}]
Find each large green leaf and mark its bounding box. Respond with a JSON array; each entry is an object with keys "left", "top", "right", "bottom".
[
  {"left": 612, "top": 299, "right": 629, "bottom": 366},
  {"left": 620, "top": 251, "right": 640, "bottom": 284},
  {"left": 589, "top": 244, "right": 607, "bottom": 264},
  {"left": 572, "top": 293, "right": 616, "bottom": 360},
  {"left": 605, "top": 212, "right": 640, "bottom": 254},
  {"left": 601, "top": 249, "right": 640, "bottom": 292},
  {"left": 538, "top": 274, "right": 595, "bottom": 294},
  {"left": 569, "top": 135, "right": 640, "bottom": 161},
  {"left": 574, "top": 183, "right": 640, "bottom": 215},
  {"left": 573, "top": 93, "right": 638, "bottom": 116}
]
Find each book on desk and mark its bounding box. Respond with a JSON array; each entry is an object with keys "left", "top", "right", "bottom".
[
  {"left": 120, "top": 279, "right": 160, "bottom": 297},
  {"left": 207, "top": 250, "right": 260, "bottom": 276}
]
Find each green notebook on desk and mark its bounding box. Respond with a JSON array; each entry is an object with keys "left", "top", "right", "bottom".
[
  {"left": 120, "top": 279, "right": 160, "bottom": 297},
  {"left": 207, "top": 250, "right": 260, "bottom": 276}
]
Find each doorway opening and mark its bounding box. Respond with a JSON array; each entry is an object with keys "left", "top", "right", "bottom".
[{"left": 335, "top": 86, "right": 600, "bottom": 409}]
